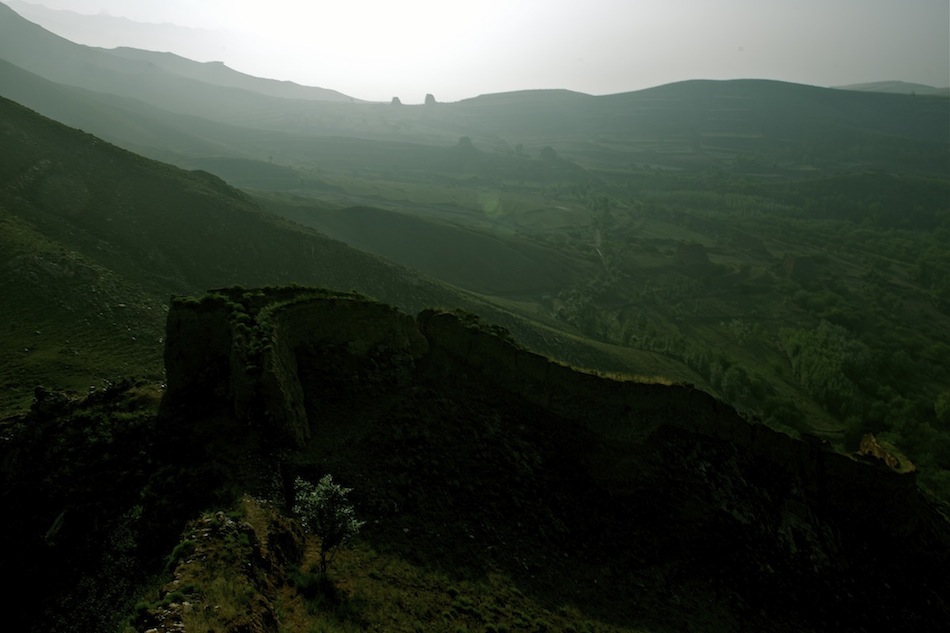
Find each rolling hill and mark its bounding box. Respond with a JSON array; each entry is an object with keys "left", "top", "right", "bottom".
[
  {"left": 104, "top": 47, "right": 361, "bottom": 103},
  {"left": 0, "top": 94, "right": 437, "bottom": 409},
  {"left": 1, "top": 6, "right": 949, "bottom": 632},
  {"left": 3, "top": 3, "right": 949, "bottom": 493},
  {"left": 3, "top": 1, "right": 947, "bottom": 178},
  {"left": 835, "top": 80, "right": 950, "bottom": 97},
  {"left": 0, "top": 94, "right": 674, "bottom": 413},
  {"left": 0, "top": 2, "right": 358, "bottom": 126}
]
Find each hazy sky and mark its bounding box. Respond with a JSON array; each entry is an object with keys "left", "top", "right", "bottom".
[{"left": 6, "top": 0, "right": 949, "bottom": 102}]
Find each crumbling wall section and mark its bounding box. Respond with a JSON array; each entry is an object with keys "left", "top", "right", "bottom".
[
  {"left": 163, "top": 289, "right": 427, "bottom": 447},
  {"left": 164, "top": 291, "right": 923, "bottom": 538},
  {"left": 417, "top": 307, "right": 922, "bottom": 537}
]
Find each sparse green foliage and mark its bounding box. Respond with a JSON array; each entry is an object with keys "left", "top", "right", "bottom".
[
  {"left": 294, "top": 475, "right": 365, "bottom": 575},
  {"left": 164, "top": 539, "right": 196, "bottom": 573},
  {"left": 780, "top": 321, "right": 870, "bottom": 417},
  {"left": 3, "top": 65, "right": 950, "bottom": 632}
]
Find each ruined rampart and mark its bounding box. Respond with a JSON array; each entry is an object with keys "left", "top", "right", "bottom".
[
  {"left": 163, "top": 288, "right": 427, "bottom": 446},
  {"left": 416, "top": 308, "right": 923, "bottom": 537},
  {"left": 164, "top": 289, "right": 925, "bottom": 538}
]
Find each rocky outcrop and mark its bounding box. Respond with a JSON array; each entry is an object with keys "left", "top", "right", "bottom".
[{"left": 137, "top": 500, "right": 304, "bottom": 633}]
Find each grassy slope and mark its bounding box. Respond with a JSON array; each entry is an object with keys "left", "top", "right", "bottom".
[
  {"left": 212, "top": 84, "right": 948, "bottom": 492},
  {"left": 121, "top": 316, "right": 947, "bottom": 633},
  {"left": 0, "top": 204, "right": 165, "bottom": 411},
  {"left": 262, "top": 202, "right": 586, "bottom": 296},
  {"left": 0, "top": 58, "right": 307, "bottom": 165},
  {"left": 0, "top": 3, "right": 338, "bottom": 127},
  {"left": 0, "top": 96, "right": 683, "bottom": 414},
  {"left": 4, "top": 10, "right": 948, "bottom": 469}
]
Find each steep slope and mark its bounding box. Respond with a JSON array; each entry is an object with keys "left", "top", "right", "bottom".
[
  {"left": 0, "top": 3, "right": 349, "bottom": 126},
  {"left": 153, "top": 290, "right": 950, "bottom": 632},
  {"left": 1, "top": 0, "right": 358, "bottom": 103},
  {"left": 0, "top": 57, "right": 364, "bottom": 167},
  {"left": 0, "top": 96, "right": 656, "bottom": 413},
  {"left": 4, "top": 287, "right": 947, "bottom": 632},
  {"left": 0, "top": 199, "right": 167, "bottom": 404},
  {"left": 104, "top": 47, "right": 359, "bottom": 103},
  {"left": 1, "top": 0, "right": 236, "bottom": 63},
  {"left": 0, "top": 57, "right": 247, "bottom": 160},
  {"left": 0, "top": 94, "right": 438, "bottom": 409}
]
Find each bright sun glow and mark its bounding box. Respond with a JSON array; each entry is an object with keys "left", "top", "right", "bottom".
[{"left": 5, "top": 0, "right": 948, "bottom": 102}]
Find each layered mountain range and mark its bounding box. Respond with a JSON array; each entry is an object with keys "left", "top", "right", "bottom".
[{"left": 1, "top": 3, "right": 949, "bottom": 631}]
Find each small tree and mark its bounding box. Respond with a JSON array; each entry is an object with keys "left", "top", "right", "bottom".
[{"left": 293, "top": 475, "right": 364, "bottom": 575}]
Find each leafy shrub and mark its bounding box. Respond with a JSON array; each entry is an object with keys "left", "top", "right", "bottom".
[
  {"left": 163, "top": 539, "right": 196, "bottom": 573},
  {"left": 293, "top": 475, "right": 364, "bottom": 575}
]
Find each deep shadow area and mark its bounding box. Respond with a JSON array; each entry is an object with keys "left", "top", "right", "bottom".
[
  {"left": 288, "top": 337, "right": 950, "bottom": 632},
  {"left": 3, "top": 287, "right": 949, "bottom": 632}
]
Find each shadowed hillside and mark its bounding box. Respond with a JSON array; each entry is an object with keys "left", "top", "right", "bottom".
[
  {"left": 2, "top": 287, "right": 947, "bottom": 632},
  {"left": 0, "top": 94, "right": 447, "bottom": 409},
  {"left": 2, "top": 6, "right": 949, "bottom": 498},
  {"left": 0, "top": 95, "right": 667, "bottom": 413},
  {"left": 270, "top": 204, "right": 590, "bottom": 296},
  {"left": 1, "top": 6, "right": 949, "bottom": 631}
]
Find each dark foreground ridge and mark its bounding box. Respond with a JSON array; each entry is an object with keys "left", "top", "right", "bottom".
[{"left": 3, "top": 286, "right": 949, "bottom": 632}]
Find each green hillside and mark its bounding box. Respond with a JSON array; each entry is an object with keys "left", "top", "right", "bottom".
[
  {"left": 0, "top": 95, "right": 432, "bottom": 410},
  {"left": 0, "top": 96, "right": 680, "bottom": 413},
  {"left": 3, "top": 287, "right": 946, "bottom": 632},
  {"left": 0, "top": 57, "right": 282, "bottom": 164},
  {"left": 1, "top": 9, "right": 949, "bottom": 632},
  {"left": 0, "top": 3, "right": 349, "bottom": 127},
  {"left": 266, "top": 202, "right": 591, "bottom": 296},
  {"left": 3, "top": 20, "right": 949, "bottom": 492},
  {"left": 5, "top": 43, "right": 948, "bottom": 492},
  {"left": 1, "top": 0, "right": 949, "bottom": 532}
]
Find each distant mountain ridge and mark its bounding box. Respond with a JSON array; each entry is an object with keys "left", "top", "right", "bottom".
[
  {"left": 1, "top": 0, "right": 222, "bottom": 51},
  {"left": 1, "top": 0, "right": 358, "bottom": 102},
  {"left": 2, "top": 0, "right": 947, "bottom": 172},
  {"left": 834, "top": 80, "right": 950, "bottom": 97},
  {"left": 1, "top": 7, "right": 949, "bottom": 629},
  {"left": 101, "top": 47, "right": 360, "bottom": 103},
  {"left": 0, "top": 1, "right": 359, "bottom": 108}
]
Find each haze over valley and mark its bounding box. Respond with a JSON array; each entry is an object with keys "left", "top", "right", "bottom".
[
  {"left": 1, "top": 2, "right": 949, "bottom": 632},
  {"left": 2, "top": 0, "right": 947, "bottom": 102}
]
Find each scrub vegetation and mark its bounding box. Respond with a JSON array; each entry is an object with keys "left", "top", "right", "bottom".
[{"left": 0, "top": 8, "right": 948, "bottom": 630}]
